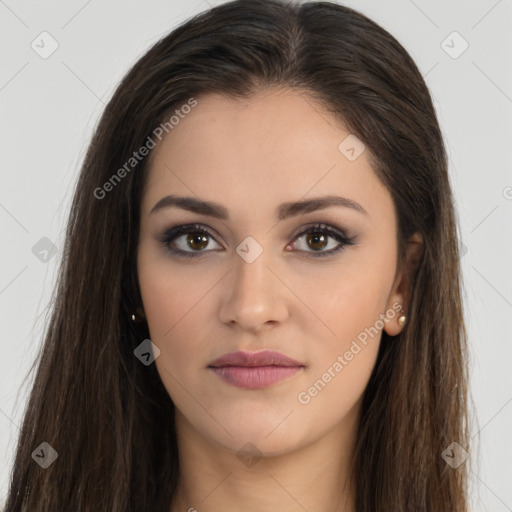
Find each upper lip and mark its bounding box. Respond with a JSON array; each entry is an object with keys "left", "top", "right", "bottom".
[{"left": 208, "top": 349, "right": 304, "bottom": 368}]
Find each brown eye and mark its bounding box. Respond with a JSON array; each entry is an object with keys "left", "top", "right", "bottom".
[
  {"left": 185, "top": 232, "right": 209, "bottom": 251},
  {"left": 160, "top": 222, "right": 357, "bottom": 260},
  {"left": 160, "top": 224, "right": 222, "bottom": 258},
  {"left": 305, "top": 232, "right": 329, "bottom": 251},
  {"left": 291, "top": 223, "right": 356, "bottom": 257}
]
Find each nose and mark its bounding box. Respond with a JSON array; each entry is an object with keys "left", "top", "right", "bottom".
[{"left": 218, "top": 245, "right": 289, "bottom": 333}]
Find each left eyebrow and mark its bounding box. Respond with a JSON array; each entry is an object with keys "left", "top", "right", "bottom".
[{"left": 149, "top": 194, "right": 369, "bottom": 220}]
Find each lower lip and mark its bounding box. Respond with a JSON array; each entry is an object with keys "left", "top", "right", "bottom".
[{"left": 209, "top": 365, "right": 303, "bottom": 389}]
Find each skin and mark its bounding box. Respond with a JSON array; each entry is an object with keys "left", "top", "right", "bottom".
[{"left": 137, "top": 87, "right": 422, "bottom": 512}]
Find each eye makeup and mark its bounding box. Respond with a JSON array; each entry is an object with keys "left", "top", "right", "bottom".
[{"left": 157, "top": 221, "right": 358, "bottom": 259}]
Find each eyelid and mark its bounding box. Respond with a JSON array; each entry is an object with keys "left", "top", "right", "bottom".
[{"left": 290, "top": 221, "right": 354, "bottom": 240}]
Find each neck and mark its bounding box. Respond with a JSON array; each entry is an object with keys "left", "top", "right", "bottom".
[{"left": 169, "top": 406, "right": 360, "bottom": 512}]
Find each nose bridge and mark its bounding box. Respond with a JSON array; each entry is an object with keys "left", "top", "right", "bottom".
[{"left": 219, "top": 235, "right": 287, "bottom": 330}]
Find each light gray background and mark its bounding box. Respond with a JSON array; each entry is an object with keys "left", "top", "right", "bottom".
[{"left": 1, "top": 0, "right": 511, "bottom": 510}]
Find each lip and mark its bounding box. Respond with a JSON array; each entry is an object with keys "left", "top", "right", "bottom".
[
  {"left": 208, "top": 349, "right": 303, "bottom": 368},
  {"left": 208, "top": 350, "right": 305, "bottom": 390}
]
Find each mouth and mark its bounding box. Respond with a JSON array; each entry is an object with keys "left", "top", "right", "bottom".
[
  {"left": 208, "top": 365, "right": 304, "bottom": 389},
  {"left": 207, "top": 349, "right": 305, "bottom": 390}
]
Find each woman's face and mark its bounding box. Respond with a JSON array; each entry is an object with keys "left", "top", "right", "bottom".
[{"left": 137, "top": 88, "right": 406, "bottom": 458}]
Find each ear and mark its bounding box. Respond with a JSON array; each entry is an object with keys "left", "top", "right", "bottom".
[{"left": 384, "top": 231, "right": 423, "bottom": 336}]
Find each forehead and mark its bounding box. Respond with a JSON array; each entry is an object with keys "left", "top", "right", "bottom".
[{"left": 142, "top": 88, "right": 393, "bottom": 224}]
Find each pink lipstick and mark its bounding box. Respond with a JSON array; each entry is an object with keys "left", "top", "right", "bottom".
[{"left": 208, "top": 349, "right": 304, "bottom": 390}]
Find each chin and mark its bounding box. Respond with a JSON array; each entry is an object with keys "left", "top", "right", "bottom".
[{"left": 207, "top": 421, "right": 307, "bottom": 459}]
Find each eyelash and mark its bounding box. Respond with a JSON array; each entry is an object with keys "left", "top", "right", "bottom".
[{"left": 158, "top": 222, "right": 357, "bottom": 259}]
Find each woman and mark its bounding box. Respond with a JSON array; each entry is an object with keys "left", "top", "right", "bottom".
[{"left": 4, "top": 0, "right": 470, "bottom": 510}]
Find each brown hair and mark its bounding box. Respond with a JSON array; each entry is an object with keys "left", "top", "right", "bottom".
[{"left": 4, "top": 0, "right": 471, "bottom": 510}]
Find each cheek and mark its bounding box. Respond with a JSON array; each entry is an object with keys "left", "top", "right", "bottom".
[
  {"left": 292, "top": 250, "right": 395, "bottom": 407},
  {"left": 293, "top": 285, "right": 385, "bottom": 427},
  {"left": 137, "top": 251, "right": 218, "bottom": 387},
  {"left": 319, "top": 277, "right": 389, "bottom": 353},
  {"left": 137, "top": 244, "right": 210, "bottom": 336},
  {"left": 138, "top": 264, "right": 183, "bottom": 338},
  {"left": 294, "top": 257, "right": 392, "bottom": 352}
]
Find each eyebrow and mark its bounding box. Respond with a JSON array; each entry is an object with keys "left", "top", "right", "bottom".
[{"left": 149, "top": 194, "right": 368, "bottom": 220}]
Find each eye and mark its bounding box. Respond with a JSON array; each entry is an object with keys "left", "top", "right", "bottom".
[
  {"left": 288, "top": 223, "right": 357, "bottom": 258},
  {"left": 159, "top": 224, "right": 222, "bottom": 259},
  {"left": 159, "top": 222, "right": 357, "bottom": 259}
]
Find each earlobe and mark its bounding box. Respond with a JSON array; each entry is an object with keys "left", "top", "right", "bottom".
[
  {"left": 131, "top": 305, "right": 147, "bottom": 324},
  {"left": 383, "top": 299, "right": 407, "bottom": 337},
  {"left": 384, "top": 231, "right": 423, "bottom": 336}
]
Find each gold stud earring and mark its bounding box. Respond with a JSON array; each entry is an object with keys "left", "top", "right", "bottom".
[{"left": 397, "top": 312, "right": 407, "bottom": 327}]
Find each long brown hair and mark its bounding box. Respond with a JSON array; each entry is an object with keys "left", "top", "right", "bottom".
[{"left": 4, "top": 0, "right": 471, "bottom": 510}]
